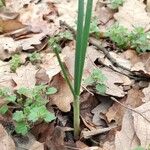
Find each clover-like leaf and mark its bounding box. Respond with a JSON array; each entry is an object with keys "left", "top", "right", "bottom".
[{"left": 46, "top": 87, "right": 57, "bottom": 95}]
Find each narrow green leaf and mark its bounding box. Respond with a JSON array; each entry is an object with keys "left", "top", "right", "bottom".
[{"left": 74, "top": 0, "right": 84, "bottom": 95}]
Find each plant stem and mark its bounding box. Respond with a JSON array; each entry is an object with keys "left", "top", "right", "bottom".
[{"left": 73, "top": 95, "right": 80, "bottom": 139}]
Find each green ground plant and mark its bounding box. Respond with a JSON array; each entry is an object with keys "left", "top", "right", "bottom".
[
  {"left": 84, "top": 69, "right": 107, "bottom": 95},
  {"left": 50, "top": 0, "right": 94, "bottom": 138},
  {"left": 28, "top": 52, "right": 41, "bottom": 64},
  {"left": 49, "top": 30, "right": 73, "bottom": 52},
  {"left": 105, "top": 24, "right": 150, "bottom": 53},
  {"left": 109, "top": 0, "right": 124, "bottom": 9},
  {"left": 0, "top": 85, "right": 57, "bottom": 135},
  {"left": 10, "top": 54, "right": 22, "bottom": 72}
]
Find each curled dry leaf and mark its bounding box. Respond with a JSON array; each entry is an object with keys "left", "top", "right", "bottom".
[
  {"left": 115, "top": 111, "right": 140, "bottom": 150},
  {"left": 132, "top": 102, "right": 150, "bottom": 148},
  {"left": 12, "top": 63, "right": 37, "bottom": 89},
  {"left": 49, "top": 74, "right": 73, "bottom": 112},
  {"left": 114, "top": 0, "right": 150, "bottom": 31},
  {"left": 0, "top": 124, "right": 15, "bottom": 150}
]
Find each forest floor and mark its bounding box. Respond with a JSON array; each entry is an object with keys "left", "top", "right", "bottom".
[{"left": 0, "top": 0, "right": 150, "bottom": 150}]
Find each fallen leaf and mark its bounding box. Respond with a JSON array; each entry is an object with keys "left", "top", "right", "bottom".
[
  {"left": 115, "top": 111, "right": 139, "bottom": 150},
  {"left": 29, "top": 141, "right": 44, "bottom": 150},
  {"left": 40, "top": 53, "right": 63, "bottom": 82},
  {"left": 132, "top": 102, "right": 150, "bottom": 148},
  {"left": 92, "top": 96, "right": 113, "bottom": 126},
  {"left": 0, "top": 124, "right": 15, "bottom": 150},
  {"left": 114, "top": 0, "right": 150, "bottom": 30},
  {"left": 12, "top": 63, "right": 37, "bottom": 89},
  {"left": 101, "top": 68, "right": 126, "bottom": 97},
  {"left": 142, "top": 83, "right": 150, "bottom": 102},
  {"left": 0, "top": 36, "right": 19, "bottom": 60},
  {"left": 106, "top": 98, "right": 126, "bottom": 125},
  {"left": 49, "top": 74, "right": 73, "bottom": 112},
  {"left": 0, "top": 61, "right": 14, "bottom": 88}
]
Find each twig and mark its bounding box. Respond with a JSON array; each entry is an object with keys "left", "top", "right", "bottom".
[
  {"left": 60, "top": 21, "right": 150, "bottom": 81},
  {"left": 110, "top": 97, "right": 150, "bottom": 123},
  {"left": 81, "top": 126, "right": 117, "bottom": 139}
]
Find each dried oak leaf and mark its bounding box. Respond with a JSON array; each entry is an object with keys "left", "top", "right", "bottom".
[
  {"left": 0, "top": 124, "right": 15, "bottom": 150},
  {"left": 132, "top": 102, "right": 150, "bottom": 148},
  {"left": 12, "top": 63, "right": 37, "bottom": 89},
  {"left": 0, "top": 60, "right": 14, "bottom": 88},
  {"left": 142, "top": 83, "right": 150, "bottom": 102},
  {"left": 114, "top": 0, "right": 150, "bottom": 30},
  {"left": 115, "top": 111, "right": 140, "bottom": 150},
  {"left": 40, "top": 53, "right": 63, "bottom": 82},
  {"left": 49, "top": 74, "right": 73, "bottom": 112}
]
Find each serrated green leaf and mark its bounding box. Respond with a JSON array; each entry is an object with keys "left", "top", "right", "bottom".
[
  {"left": 0, "top": 105, "right": 8, "bottom": 114},
  {"left": 84, "top": 76, "right": 95, "bottom": 85},
  {"left": 44, "top": 112, "right": 56, "bottom": 123},
  {"left": 6, "top": 95, "right": 16, "bottom": 102},
  {"left": 13, "top": 111, "right": 25, "bottom": 122},
  {"left": 15, "top": 122, "right": 28, "bottom": 135},
  {"left": 46, "top": 87, "right": 57, "bottom": 95},
  {"left": 96, "top": 84, "right": 106, "bottom": 95},
  {"left": 17, "top": 87, "right": 32, "bottom": 98}
]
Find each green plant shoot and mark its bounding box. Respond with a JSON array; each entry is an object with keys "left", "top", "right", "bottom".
[{"left": 50, "top": 0, "right": 93, "bottom": 139}]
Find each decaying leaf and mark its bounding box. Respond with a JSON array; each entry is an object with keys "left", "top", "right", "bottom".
[
  {"left": 92, "top": 97, "right": 113, "bottom": 126},
  {"left": 132, "top": 102, "right": 150, "bottom": 148},
  {"left": 12, "top": 63, "right": 37, "bottom": 89},
  {"left": 142, "top": 83, "right": 150, "bottom": 102},
  {"left": 29, "top": 141, "right": 44, "bottom": 150},
  {"left": 0, "top": 124, "right": 15, "bottom": 150},
  {"left": 40, "top": 53, "right": 63, "bottom": 82},
  {"left": 114, "top": 0, "right": 150, "bottom": 30},
  {"left": 49, "top": 74, "right": 73, "bottom": 112},
  {"left": 115, "top": 111, "right": 140, "bottom": 150}
]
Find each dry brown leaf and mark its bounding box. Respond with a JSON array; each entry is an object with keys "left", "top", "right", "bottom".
[
  {"left": 29, "top": 141, "right": 44, "bottom": 150},
  {"left": 106, "top": 98, "right": 126, "bottom": 125},
  {"left": 114, "top": 0, "right": 150, "bottom": 30},
  {"left": 40, "top": 53, "right": 63, "bottom": 82},
  {"left": 0, "top": 61, "right": 14, "bottom": 88},
  {"left": 142, "top": 83, "right": 150, "bottom": 102},
  {"left": 50, "top": 74, "right": 73, "bottom": 112},
  {"left": 0, "top": 37, "right": 19, "bottom": 60},
  {"left": 147, "top": 0, "right": 150, "bottom": 12},
  {"left": 12, "top": 63, "right": 37, "bottom": 89},
  {"left": 92, "top": 97, "right": 113, "bottom": 126},
  {"left": 115, "top": 111, "right": 140, "bottom": 150},
  {"left": 101, "top": 68, "right": 125, "bottom": 97},
  {"left": 0, "top": 124, "right": 15, "bottom": 150},
  {"left": 132, "top": 102, "right": 150, "bottom": 148}
]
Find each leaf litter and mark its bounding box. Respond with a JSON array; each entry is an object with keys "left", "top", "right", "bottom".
[{"left": 0, "top": 0, "right": 150, "bottom": 150}]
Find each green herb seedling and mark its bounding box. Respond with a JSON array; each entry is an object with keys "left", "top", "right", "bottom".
[
  {"left": 10, "top": 54, "right": 22, "bottom": 72},
  {"left": 28, "top": 52, "right": 41, "bottom": 64},
  {"left": 0, "top": 85, "right": 57, "bottom": 135}
]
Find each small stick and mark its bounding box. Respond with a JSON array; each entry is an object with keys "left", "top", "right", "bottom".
[
  {"left": 110, "top": 97, "right": 150, "bottom": 123},
  {"left": 81, "top": 126, "right": 117, "bottom": 139}
]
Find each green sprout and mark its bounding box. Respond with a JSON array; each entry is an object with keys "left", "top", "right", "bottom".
[
  {"left": 50, "top": 0, "right": 93, "bottom": 139},
  {"left": 10, "top": 54, "right": 22, "bottom": 72},
  {"left": 28, "top": 52, "right": 41, "bottom": 64}
]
